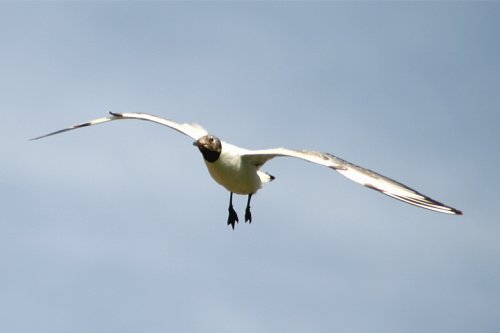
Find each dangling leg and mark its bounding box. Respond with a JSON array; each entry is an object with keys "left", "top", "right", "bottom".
[
  {"left": 227, "top": 192, "right": 239, "bottom": 229},
  {"left": 245, "top": 193, "right": 253, "bottom": 223}
]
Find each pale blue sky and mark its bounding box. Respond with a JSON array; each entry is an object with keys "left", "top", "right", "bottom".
[{"left": 1, "top": 2, "right": 499, "bottom": 333}]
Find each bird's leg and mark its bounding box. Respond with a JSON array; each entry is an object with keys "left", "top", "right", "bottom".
[
  {"left": 227, "top": 192, "right": 239, "bottom": 229},
  {"left": 245, "top": 193, "right": 253, "bottom": 223}
]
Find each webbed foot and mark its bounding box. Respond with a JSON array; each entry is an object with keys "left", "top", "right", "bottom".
[
  {"left": 245, "top": 206, "right": 252, "bottom": 223},
  {"left": 245, "top": 193, "right": 253, "bottom": 223},
  {"left": 227, "top": 205, "right": 239, "bottom": 229}
]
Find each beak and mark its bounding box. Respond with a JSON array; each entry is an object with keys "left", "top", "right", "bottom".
[{"left": 193, "top": 140, "right": 200, "bottom": 147}]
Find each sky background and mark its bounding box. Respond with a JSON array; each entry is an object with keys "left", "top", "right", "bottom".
[{"left": 1, "top": 2, "right": 499, "bottom": 333}]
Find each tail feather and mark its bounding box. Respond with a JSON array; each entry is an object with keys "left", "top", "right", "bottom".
[{"left": 258, "top": 171, "right": 275, "bottom": 184}]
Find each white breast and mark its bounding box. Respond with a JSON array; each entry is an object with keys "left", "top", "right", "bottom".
[{"left": 203, "top": 142, "right": 262, "bottom": 195}]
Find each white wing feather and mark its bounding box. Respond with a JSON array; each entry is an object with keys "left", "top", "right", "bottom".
[
  {"left": 31, "top": 112, "right": 208, "bottom": 141},
  {"left": 241, "top": 148, "right": 462, "bottom": 215}
]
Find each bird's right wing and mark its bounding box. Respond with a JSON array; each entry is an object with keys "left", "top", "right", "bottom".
[{"left": 31, "top": 112, "right": 209, "bottom": 141}]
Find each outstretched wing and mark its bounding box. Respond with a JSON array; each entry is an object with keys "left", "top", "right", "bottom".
[
  {"left": 241, "top": 148, "right": 462, "bottom": 215},
  {"left": 31, "top": 112, "right": 209, "bottom": 141}
]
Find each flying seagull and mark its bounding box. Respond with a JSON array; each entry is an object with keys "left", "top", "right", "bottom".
[{"left": 32, "top": 112, "right": 462, "bottom": 228}]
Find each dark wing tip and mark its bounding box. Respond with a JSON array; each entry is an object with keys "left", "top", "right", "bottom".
[
  {"left": 364, "top": 184, "right": 463, "bottom": 216},
  {"left": 30, "top": 127, "right": 78, "bottom": 141},
  {"left": 31, "top": 115, "right": 115, "bottom": 141}
]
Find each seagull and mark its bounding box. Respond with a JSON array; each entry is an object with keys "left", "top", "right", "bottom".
[{"left": 32, "top": 112, "right": 462, "bottom": 228}]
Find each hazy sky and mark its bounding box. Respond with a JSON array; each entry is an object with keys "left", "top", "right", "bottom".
[{"left": 1, "top": 2, "right": 499, "bottom": 333}]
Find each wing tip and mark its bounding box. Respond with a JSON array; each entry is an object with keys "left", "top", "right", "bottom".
[
  {"left": 31, "top": 114, "right": 116, "bottom": 141},
  {"left": 29, "top": 128, "right": 72, "bottom": 141},
  {"left": 29, "top": 135, "right": 44, "bottom": 141},
  {"left": 364, "top": 184, "right": 463, "bottom": 216}
]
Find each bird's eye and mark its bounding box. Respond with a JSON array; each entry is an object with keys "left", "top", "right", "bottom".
[{"left": 209, "top": 136, "right": 214, "bottom": 143}]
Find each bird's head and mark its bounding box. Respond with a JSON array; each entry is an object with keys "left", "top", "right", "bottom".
[{"left": 193, "top": 135, "right": 222, "bottom": 163}]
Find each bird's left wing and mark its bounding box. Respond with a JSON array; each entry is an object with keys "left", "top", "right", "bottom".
[
  {"left": 31, "top": 112, "right": 208, "bottom": 141},
  {"left": 241, "top": 148, "right": 462, "bottom": 215}
]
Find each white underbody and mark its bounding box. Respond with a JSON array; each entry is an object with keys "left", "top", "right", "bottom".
[{"left": 203, "top": 142, "right": 273, "bottom": 195}]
